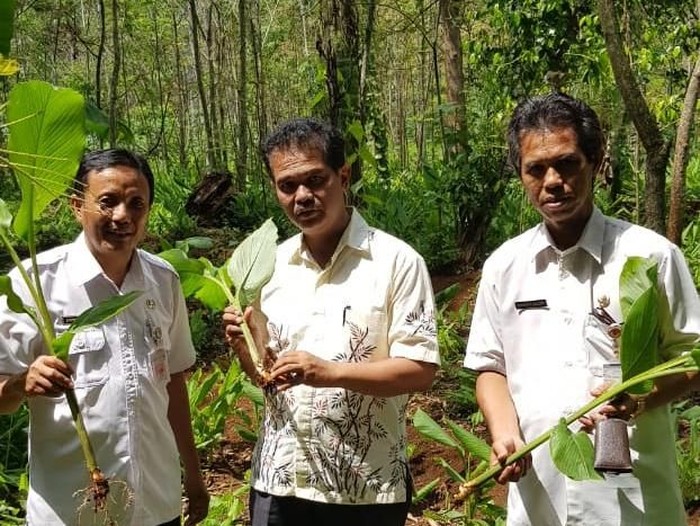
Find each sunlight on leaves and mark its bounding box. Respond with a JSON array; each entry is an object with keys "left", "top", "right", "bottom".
[
  {"left": 0, "top": 276, "right": 28, "bottom": 315},
  {"left": 412, "top": 408, "right": 460, "bottom": 450},
  {"left": 7, "top": 81, "right": 86, "bottom": 240}
]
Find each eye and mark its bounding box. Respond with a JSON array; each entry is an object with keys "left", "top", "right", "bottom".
[
  {"left": 128, "top": 197, "right": 147, "bottom": 211},
  {"left": 555, "top": 158, "right": 579, "bottom": 175},
  {"left": 277, "top": 181, "right": 297, "bottom": 195},
  {"left": 526, "top": 164, "right": 546, "bottom": 178},
  {"left": 98, "top": 195, "right": 117, "bottom": 211},
  {"left": 307, "top": 175, "right": 326, "bottom": 189}
]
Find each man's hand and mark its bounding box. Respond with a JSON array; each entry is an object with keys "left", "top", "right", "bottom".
[
  {"left": 24, "top": 355, "right": 74, "bottom": 397},
  {"left": 222, "top": 306, "right": 266, "bottom": 382},
  {"left": 579, "top": 384, "right": 641, "bottom": 432},
  {"left": 491, "top": 435, "right": 531, "bottom": 484},
  {"left": 270, "top": 351, "right": 337, "bottom": 392},
  {"left": 183, "top": 475, "right": 209, "bottom": 525}
]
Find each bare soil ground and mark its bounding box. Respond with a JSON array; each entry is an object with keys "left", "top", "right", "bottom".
[{"left": 199, "top": 272, "right": 699, "bottom": 525}]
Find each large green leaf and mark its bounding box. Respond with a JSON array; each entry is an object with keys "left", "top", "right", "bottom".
[
  {"left": 227, "top": 219, "right": 278, "bottom": 308},
  {"left": 620, "top": 285, "right": 659, "bottom": 394},
  {"left": 0, "top": 0, "right": 16, "bottom": 56},
  {"left": 412, "top": 408, "right": 460, "bottom": 450},
  {"left": 692, "top": 346, "right": 700, "bottom": 369},
  {"left": 7, "top": 81, "right": 86, "bottom": 240},
  {"left": 549, "top": 419, "right": 602, "bottom": 481},
  {"left": 619, "top": 257, "right": 656, "bottom": 320},
  {"left": 158, "top": 248, "right": 228, "bottom": 311},
  {"left": 444, "top": 418, "right": 491, "bottom": 462},
  {"left": 0, "top": 275, "right": 28, "bottom": 315},
  {"left": 52, "top": 291, "right": 142, "bottom": 360}
]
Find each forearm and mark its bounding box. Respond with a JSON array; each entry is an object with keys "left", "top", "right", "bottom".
[
  {"left": 166, "top": 372, "right": 203, "bottom": 481},
  {"left": 332, "top": 358, "right": 437, "bottom": 397},
  {"left": 476, "top": 371, "right": 521, "bottom": 440},
  {"left": 641, "top": 371, "right": 700, "bottom": 414},
  {"left": 0, "top": 373, "right": 26, "bottom": 414}
]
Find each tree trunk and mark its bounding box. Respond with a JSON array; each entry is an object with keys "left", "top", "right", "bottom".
[
  {"left": 236, "top": 0, "right": 248, "bottom": 192},
  {"left": 172, "top": 12, "right": 188, "bottom": 167},
  {"left": 438, "top": 0, "right": 466, "bottom": 155},
  {"left": 108, "top": 0, "right": 120, "bottom": 147},
  {"left": 189, "top": 0, "right": 216, "bottom": 172},
  {"left": 667, "top": 54, "right": 700, "bottom": 244},
  {"left": 95, "top": 0, "right": 105, "bottom": 112},
  {"left": 598, "top": 0, "right": 669, "bottom": 234}
]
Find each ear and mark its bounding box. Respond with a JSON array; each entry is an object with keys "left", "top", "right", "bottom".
[
  {"left": 70, "top": 193, "right": 83, "bottom": 222},
  {"left": 339, "top": 164, "right": 351, "bottom": 190}
]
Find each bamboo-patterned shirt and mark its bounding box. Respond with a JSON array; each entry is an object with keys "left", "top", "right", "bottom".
[{"left": 253, "top": 210, "right": 440, "bottom": 504}]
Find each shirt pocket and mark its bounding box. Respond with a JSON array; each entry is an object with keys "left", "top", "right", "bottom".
[{"left": 68, "top": 327, "right": 109, "bottom": 388}]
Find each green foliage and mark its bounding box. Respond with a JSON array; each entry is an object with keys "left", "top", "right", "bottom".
[
  {"left": 0, "top": 407, "right": 28, "bottom": 523},
  {"left": 200, "top": 485, "right": 249, "bottom": 525},
  {"left": 681, "top": 216, "right": 700, "bottom": 289},
  {"left": 675, "top": 402, "right": 700, "bottom": 506},
  {"left": 412, "top": 408, "right": 505, "bottom": 525},
  {"left": 549, "top": 419, "right": 601, "bottom": 481},
  {"left": 186, "top": 362, "right": 263, "bottom": 452},
  {"left": 0, "top": 0, "right": 16, "bottom": 56},
  {"left": 6, "top": 81, "right": 86, "bottom": 241}
]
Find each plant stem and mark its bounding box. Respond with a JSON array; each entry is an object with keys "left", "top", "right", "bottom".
[
  {"left": 463, "top": 353, "right": 696, "bottom": 491},
  {"left": 64, "top": 389, "right": 99, "bottom": 473}
]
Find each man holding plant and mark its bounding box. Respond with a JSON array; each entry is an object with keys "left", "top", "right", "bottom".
[
  {"left": 223, "top": 118, "right": 440, "bottom": 526},
  {"left": 464, "top": 92, "right": 700, "bottom": 525},
  {"left": 0, "top": 149, "right": 209, "bottom": 525}
]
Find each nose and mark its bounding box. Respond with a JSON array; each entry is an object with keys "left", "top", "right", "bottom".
[
  {"left": 110, "top": 202, "right": 130, "bottom": 223},
  {"left": 295, "top": 184, "right": 313, "bottom": 203},
  {"left": 543, "top": 167, "right": 564, "bottom": 189}
]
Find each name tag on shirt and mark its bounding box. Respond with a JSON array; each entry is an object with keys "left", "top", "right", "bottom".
[{"left": 515, "top": 299, "right": 548, "bottom": 311}]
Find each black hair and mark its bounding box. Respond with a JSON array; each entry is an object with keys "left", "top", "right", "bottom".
[
  {"left": 507, "top": 92, "right": 605, "bottom": 175},
  {"left": 73, "top": 148, "right": 155, "bottom": 204},
  {"left": 260, "top": 118, "right": 345, "bottom": 178}
]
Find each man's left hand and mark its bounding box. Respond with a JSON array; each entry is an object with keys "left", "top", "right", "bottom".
[
  {"left": 183, "top": 476, "right": 209, "bottom": 525},
  {"left": 270, "top": 351, "right": 337, "bottom": 392}
]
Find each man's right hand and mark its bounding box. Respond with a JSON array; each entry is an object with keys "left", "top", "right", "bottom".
[
  {"left": 23, "top": 355, "right": 74, "bottom": 397},
  {"left": 222, "top": 306, "right": 268, "bottom": 383},
  {"left": 491, "top": 435, "right": 531, "bottom": 484}
]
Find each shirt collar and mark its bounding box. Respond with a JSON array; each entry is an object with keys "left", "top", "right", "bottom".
[
  {"left": 288, "top": 208, "right": 372, "bottom": 266},
  {"left": 530, "top": 207, "right": 605, "bottom": 265},
  {"left": 66, "top": 232, "right": 145, "bottom": 289}
]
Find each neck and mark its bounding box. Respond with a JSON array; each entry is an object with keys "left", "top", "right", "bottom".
[
  {"left": 304, "top": 213, "right": 351, "bottom": 268},
  {"left": 97, "top": 253, "right": 133, "bottom": 288},
  {"left": 547, "top": 216, "right": 591, "bottom": 251}
]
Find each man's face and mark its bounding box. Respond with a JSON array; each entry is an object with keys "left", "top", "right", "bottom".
[
  {"left": 519, "top": 127, "right": 596, "bottom": 244},
  {"left": 269, "top": 147, "right": 349, "bottom": 241},
  {"left": 71, "top": 165, "right": 150, "bottom": 268}
]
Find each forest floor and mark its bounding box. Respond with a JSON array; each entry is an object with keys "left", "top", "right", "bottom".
[{"left": 199, "top": 271, "right": 700, "bottom": 526}]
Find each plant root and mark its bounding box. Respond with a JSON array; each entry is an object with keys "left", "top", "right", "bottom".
[
  {"left": 454, "top": 483, "right": 477, "bottom": 502},
  {"left": 75, "top": 472, "right": 132, "bottom": 526}
]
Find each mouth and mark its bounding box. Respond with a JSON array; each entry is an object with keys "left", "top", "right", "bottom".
[
  {"left": 294, "top": 208, "right": 321, "bottom": 220},
  {"left": 104, "top": 229, "right": 134, "bottom": 241}
]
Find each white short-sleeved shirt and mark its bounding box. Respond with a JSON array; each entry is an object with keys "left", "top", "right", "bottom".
[
  {"left": 465, "top": 208, "right": 700, "bottom": 526},
  {"left": 0, "top": 233, "right": 196, "bottom": 525},
  {"left": 252, "top": 210, "right": 440, "bottom": 504}
]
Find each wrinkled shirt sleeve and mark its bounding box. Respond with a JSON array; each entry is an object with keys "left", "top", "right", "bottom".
[
  {"left": 387, "top": 252, "right": 440, "bottom": 365},
  {"left": 0, "top": 269, "right": 42, "bottom": 375},
  {"left": 658, "top": 244, "right": 700, "bottom": 359},
  {"left": 464, "top": 259, "right": 506, "bottom": 375}
]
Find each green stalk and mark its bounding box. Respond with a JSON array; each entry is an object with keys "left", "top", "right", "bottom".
[
  {"left": 221, "top": 285, "right": 265, "bottom": 375},
  {"left": 65, "top": 389, "right": 99, "bottom": 474},
  {"left": 463, "top": 353, "right": 696, "bottom": 492}
]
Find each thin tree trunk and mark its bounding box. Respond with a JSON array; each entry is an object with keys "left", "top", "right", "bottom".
[
  {"left": 173, "top": 12, "right": 188, "bottom": 167},
  {"left": 438, "top": 0, "right": 466, "bottom": 154},
  {"left": 189, "top": 0, "right": 216, "bottom": 172},
  {"left": 95, "top": 0, "right": 105, "bottom": 110},
  {"left": 206, "top": 4, "right": 222, "bottom": 171},
  {"left": 667, "top": 54, "right": 700, "bottom": 244},
  {"left": 108, "top": 0, "right": 120, "bottom": 147},
  {"left": 236, "top": 0, "right": 248, "bottom": 191},
  {"left": 598, "top": 0, "right": 669, "bottom": 233}
]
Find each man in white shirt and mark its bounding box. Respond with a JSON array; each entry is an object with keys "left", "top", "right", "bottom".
[
  {"left": 223, "top": 118, "right": 440, "bottom": 526},
  {"left": 0, "top": 149, "right": 209, "bottom": 525},
  {"left": 465, "top": 93, "right": 700, "bottom": 525}
]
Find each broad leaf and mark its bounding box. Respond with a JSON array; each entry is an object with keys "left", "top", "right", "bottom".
[
  {"left": 549, "top": 419, "right": 601, "bottom": 481},
  {"left": 53, "top": 291, "right": 142, "bottom": 360},
  {"left": 84, "top": 100, "right": 110, "bottom": 139},
  {"left": 444, "top": 418, "right": 491, "bottom": 462},
  {"left": 70, "top": 291, "right": 142, "bottom": 331},
  {"left": 0, "top": 275, "right": 28, "bottom": 315},
  {"left": 159, "top": 249, "right": 228, "bottom": 311},
  {"left": 0, "top": 0, "right": 15, "bottom": 56},
  {"left": 692, "top": 346, "right": 700, "bottom": 369},
  {"left": 620, "top": 285, "right": 658, "bottom": 394},
  {"left": 227, "top": 219, "right": 278, "bottom": 308},
  {"left": 7, "top": 81, "right": 86, "bottom": 240},
  {"left": 412, "top": 408, "right": 459, "bottom": 450},
  {"left": 619, "top": 257, "right": 656, "bottom": 320}
]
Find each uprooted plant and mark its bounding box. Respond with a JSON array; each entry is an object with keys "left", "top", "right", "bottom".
[
  {"left": 457, "top": 256, "right": 700, "bottom": 500},
  {"left": 1, "top": 80, "right": 142, "bottom": 520},
  {"left": 159, "top": 219, "right": 279, "bottom": 391}
]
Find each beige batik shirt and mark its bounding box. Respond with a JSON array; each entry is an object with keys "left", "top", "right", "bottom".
[{"left": 253, "top": 210, "right": 440, "bottom": 505}]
